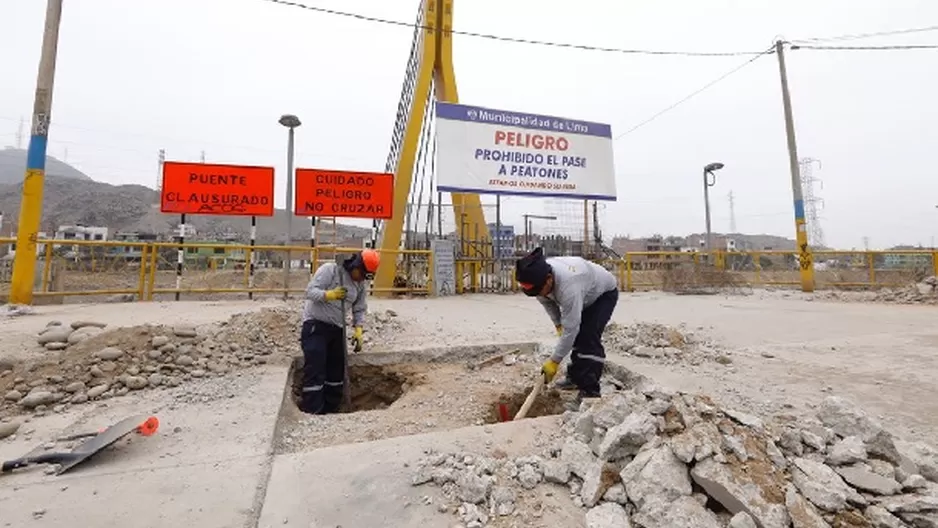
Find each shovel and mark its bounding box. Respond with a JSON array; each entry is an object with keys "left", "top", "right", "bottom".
[
  {"left": 1, "top": 414, "right": 159, "bottom": 475},
  {"left": 513, "top": 374, "right": 547, "bottom": 420}
]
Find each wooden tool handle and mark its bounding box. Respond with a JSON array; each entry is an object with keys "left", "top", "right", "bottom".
[{"left": 513, "top": 375, "right": 546, "bottom": 420}]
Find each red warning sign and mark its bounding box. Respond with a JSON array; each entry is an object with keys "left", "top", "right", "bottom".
[
  {"left": 160, "top": 161, "right": 275, "bottom": 217},
  {"left": 294, "top": 168, "right": 394, "bottom": 219}
]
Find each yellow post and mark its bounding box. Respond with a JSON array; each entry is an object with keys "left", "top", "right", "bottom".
[
  {"left": 147, "top": 244, "right": 158, "bottom": 301},
  {"left": 933, "top": 251, "right": 938, "bottom": 279},
  {"left": 867, "top": 252, "right": 875, "bottom": 286},
  {"left": 10, "top": 0, "right": 65, "bottom": 305},
  {"left": 374, "top": 0, "right": 490, "bottom": 296},
  {"left": 40, "top": 243, "right": 53, "bottom": 292},
  {"left": 625, "top": 253, "right": 633, "bottom": 292},
  {"left": 137, "top": 245, "right": 148, "bottom": 301}
]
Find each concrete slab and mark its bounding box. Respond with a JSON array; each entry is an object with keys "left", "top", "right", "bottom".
[
  {"left": 0, "top": 365, "right": 288, "bottom": 528},
  {"left": 257, "top": 416, "right": 583, "bottom": 528}
]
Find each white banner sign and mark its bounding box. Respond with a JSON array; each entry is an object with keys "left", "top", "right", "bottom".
[{"left": 434, "top": 102, "right": 617, "bottom": 200}]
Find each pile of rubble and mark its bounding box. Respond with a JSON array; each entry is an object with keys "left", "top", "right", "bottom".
[
  {"left": 872, "top": 277, "right": 938, "bottom": 305},
  {"left": 412, "top": 387, "right": 938, "bottom": 527},
  {"left": 602, "top": 322, "right": 732, "bottom": 366},
  {"left": 0, "top": 307, "right": 404, "bottom": 420}
]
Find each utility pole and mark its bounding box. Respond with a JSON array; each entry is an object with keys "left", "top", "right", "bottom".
[
  {"left": 775, "top": 40, "right": 815, "bottom": 292},
  {"left": 15, "top": 118, "right": 25, "bottom": 149},
  {"left": 728, "top": 191, "right": 737, "bottom": 233},
  {"left": 10, "top": 0, "right": 64, "bottom": 305}
]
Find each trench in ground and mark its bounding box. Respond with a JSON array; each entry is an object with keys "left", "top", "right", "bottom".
[{"left": 288, "top": 357, "right": 410, "bottom": 413}]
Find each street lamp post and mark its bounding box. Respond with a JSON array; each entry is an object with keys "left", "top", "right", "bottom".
[
  {"left": 279, "top": 114, "right": 301, "bottom": 301},
  {"left": 702, "top": 162, "right": 724, "bottom": 254}
]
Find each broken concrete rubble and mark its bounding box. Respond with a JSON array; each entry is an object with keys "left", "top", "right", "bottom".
[{"left": 411, "top": 384, "right": 938, "bottom": 528}]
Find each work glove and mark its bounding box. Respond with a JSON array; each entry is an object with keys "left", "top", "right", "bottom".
[
  {"left": 352, "top": 326, "right": 363, "bottom": 352},
  {"left": 324, "top": 286, "right": 347, "bottom": 301},
  {"left": 541, "top": 359, "right": 559, "bottom": 383},
  {"left": 555, "top": 325, "right": 563, "bottom": 337}
]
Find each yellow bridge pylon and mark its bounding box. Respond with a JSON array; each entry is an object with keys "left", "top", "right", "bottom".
[{"left": 373, "top": 0, "right": 491, "bottom": 296}]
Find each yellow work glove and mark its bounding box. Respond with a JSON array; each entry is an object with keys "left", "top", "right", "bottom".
[
  {"left": 352, "top": 326, "right": 363, "bottom": 352},
  {"left": 555, "top": 325, "right": 563, "bottom": 337},
  {"left": 541, "top": 359, "right": 559, "bottom": 383},
  {"left": 324, "top": 286, "right": 347, "bottom": 301}
]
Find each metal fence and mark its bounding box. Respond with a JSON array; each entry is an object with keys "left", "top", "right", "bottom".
[{"left": 1, "top": 237, "right": 936, "bottom": 302}]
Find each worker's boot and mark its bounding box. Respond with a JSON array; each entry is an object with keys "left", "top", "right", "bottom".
[{"left": 552, "top": 376, "right": 578, "bottom": 391}]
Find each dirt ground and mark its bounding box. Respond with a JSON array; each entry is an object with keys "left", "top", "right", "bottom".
[{"left": 3, "top": 290, "right": 937, "bottom": 447}]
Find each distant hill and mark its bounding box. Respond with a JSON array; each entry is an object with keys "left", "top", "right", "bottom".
[
  {"left": 0, "top": 176, "right": 372, "bottom": 243},
  {"left": 0, "top": 147, "right": 94, "bottom": 185}
]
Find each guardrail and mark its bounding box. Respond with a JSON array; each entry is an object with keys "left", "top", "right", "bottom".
[
  {"left": 0, "top": 238, "right": 431, "bottom": 302},
  {"left": 2, "top": 238, "right": 935, "bottom": 302}
]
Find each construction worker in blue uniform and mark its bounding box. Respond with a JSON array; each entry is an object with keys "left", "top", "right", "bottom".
[
  {"left": 299, "top": 249, "right": 381, "bottom": 414},
  {"left": 515, "top": 247, "right": 619, "bottom": 399}
]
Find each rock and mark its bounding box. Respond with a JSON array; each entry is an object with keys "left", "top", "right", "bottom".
[
  {"left": 67, "top": 326, "right": 102, "bottom": 344},
  {"left": 620, "top": 445, "right": 692, "bottom": 510},
  {"left": 147, "top": 349, "right": 162, "bottom": 360},
  {"left": 895, "top": 441, "right": 938, "bottom": 483},
  {"left": 44, "top": 342, "right": 68, "bottom": 351},
  {"left": 0, "top": 421, "right": 21, "bottom": 439},
  {"left": 863, "top": 505, "right": 907, "bottom": 528},
  {"left": 71, "top": 320, "right": 107, "bottom": 330},
  {"left": 691, "top": 457, "right": 790, "bottom": 528},
  {"left": 124, "top": 376, "right": 148, "bottom": 390},
  {"left": 490, "top": 486, "right": 515, "bottom": 516},
  {"left": 4, "top": 390, "right": 23, "bottom": 402},
  {"left": 37, "top": 326, "right": 72, "bottom": 345},
  {"left": 834, "top": 464, "right": 902, "bottom": 495},
  {"left": 516, "top": 464, "right": 541, "bottom": 489},
  {"left": 542, "top": 460, "right": 570, "bottom": 484},
  {"left": 19, "top": 391, "right": 54, "bottom": 409},
  {"left": 876, "top": 493, "right": 938, "bottom": 515},
  {"left": 817, "top": 397, "right": 884, "bottom": 440},
  {"left": 151, "top": 335, "right": 170, "bottom": 348},
  {"left": 603, "top": 483, "right": 628, "bottom": 504},
  {"left": 93, "top": 347, "right": 124, "bottom": 361},
  {"left": 87, "top": 384, "right": 109, "bottom": 399},
  {"left": 901, "top": 474, "right": 927, "bottom": 491},
  {"left": 173, "top": 326, "right": 197, "bottom": 338},
  {"left": 71, "top": 392, "right": 88, "bottom": 404},
  {"left": 64, "top": 381, "right": 86, "bottom": 394},
  {"left": 632, "top": 495, "right": 723, "bottom": 528},
  {"left": 585, "top": 502, "right": 631, "bottom": 528},
  {"left": 596, "top": 411, "right": 657, "bottom": 461},
  {"left": 791, "top": 457, "right": 854, "bottom": 512},
  {"left": 729, "top": 512, "right": 759, "bottom": 528},
  {"left": 828, "top": 436, "right": 868, "bottom": 466},
  {"left": 175, "top": 355, "right": 195, "bottom": 367},
  {"left": 455, "top": 472, "right": 492, "bottom": 504},
  {"left": 723, "top": 408, "right": 765, "bottom": 430},
  {"left": 785, "top": 485, "right": 830, "bottom": 528},
  {"left": 148, "top": 373, "right": 164, "bottom": 387},
  {"left": 580, "top": 461, "right": 619, "bottom": 507},
  {"left": 561, "top": 437, "right": 595, "bottom": 479},
  {"left": 591, "top": 393, "right": 634, "bottom": 428},
  {"left": 89, "top": 366, "right": 105, "bottom": 377}
]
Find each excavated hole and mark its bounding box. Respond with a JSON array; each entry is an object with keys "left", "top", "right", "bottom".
[
  {"left": 485, "top": 387, "right": 567, "bottom": 423},
  {"left": 289, "top": 358, "right": 408, "bottom": 412}
]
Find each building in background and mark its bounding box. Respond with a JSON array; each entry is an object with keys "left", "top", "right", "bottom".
[{"left": 53, "top": 224, "right": 108, "bottom": 243}]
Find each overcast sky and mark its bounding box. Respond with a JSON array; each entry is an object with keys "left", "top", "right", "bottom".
[{"left": 1, "top": 0, "right": 936, "bottom": 249}]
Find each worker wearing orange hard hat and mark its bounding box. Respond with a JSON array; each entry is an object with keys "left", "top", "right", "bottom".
[{"left": 298, "top": 249, "right": 381, "bottom": 414}]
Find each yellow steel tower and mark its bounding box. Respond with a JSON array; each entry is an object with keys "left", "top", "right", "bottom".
[{"left": 373, "top": 0, "right": 490, "bottom": 295}]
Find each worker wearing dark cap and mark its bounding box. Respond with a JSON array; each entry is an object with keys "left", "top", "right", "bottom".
[
  {"left": 515, "top": 247, "right": 619, "bottom": 399},
  {"left": 299, "top": 249, "right": 381, "bottom": 414}
]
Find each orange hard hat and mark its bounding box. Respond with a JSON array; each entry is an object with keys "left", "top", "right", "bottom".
[{"left": 360, "top": 249, "right": 380, "bottom": 274}]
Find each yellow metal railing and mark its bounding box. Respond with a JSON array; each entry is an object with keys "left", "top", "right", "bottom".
[
  {"left": 0, "top": 238, "right": 432, "bottom": 301},
  {"left": 2, "top": 238, "right": 936, "bottom": 301}
]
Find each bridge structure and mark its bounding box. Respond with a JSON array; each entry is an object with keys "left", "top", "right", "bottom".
[{"left": 370, "top": 0, "right": 491, "bottom": 295}]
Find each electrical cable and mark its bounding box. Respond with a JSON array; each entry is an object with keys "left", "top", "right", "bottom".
[
  {"left": 792, "top": 24, "right": 938, "bottom": 44},
  {"left": 259, "top": 0, "right": 767, "bottom": 57},
  {"left": 791, "top": 43, "right": 938, "bottom": 51},
  {"left": 613, "top": 45, "right": 775, "bottom": 141}
]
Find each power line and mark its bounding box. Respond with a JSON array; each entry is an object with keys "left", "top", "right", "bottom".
[
  {"left": 259, "top": 0, "right": 767, "bottom": 57},
  {"left": 792, "top": 43, "right": 938, "bottom": 51},
  {"left": 792, "top": 24, "right": 938, "bottom": 44},
  {"left": 613, "top": 46, "right": 775, "bottom": 140}
]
